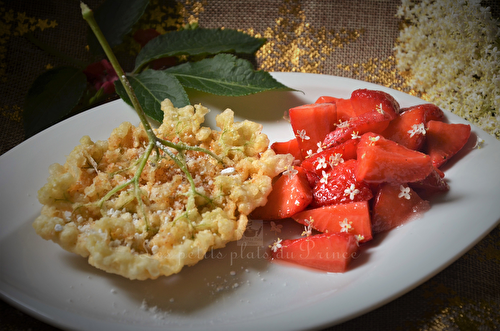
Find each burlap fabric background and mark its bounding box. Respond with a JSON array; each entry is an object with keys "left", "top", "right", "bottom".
[{"left": 1, "top": 0, "right": 499, "bottom": 330}]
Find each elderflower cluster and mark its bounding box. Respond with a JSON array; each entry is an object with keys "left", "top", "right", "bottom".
[{"left": 394, "top": 0, "right": 500, "bottom": 139}]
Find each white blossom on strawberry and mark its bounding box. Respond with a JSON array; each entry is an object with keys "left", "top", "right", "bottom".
[
  {"left": 369, "top": 135, "right": 380, "bottom": 142},
  {"left": 301, "top": 217, "right": 314, "bottom": 237},
  {"left": 398, "top": 185, "right": 411, "bottom": 199},
  {"left": 344, "top": 184, "right": 360, "bottom": 200},
  {"left": 296, "top": 129, "right": 310, "bottom": 141},
  {"left": 320, "top": 170, "right": 329, "bottom": 184},
  {"left": 283, "top": 166, "right": 298, "bottom": 179},
  {"left": 315, "top": 156, "right": 327, "bottom": 170},
  {"left": 329, "top": 153, "right": 344, "bottom": 167},
  {"left": 339, "top": 218, "right": 353, "bottom": 233},
  {"left": 270, "top": 238, "right": 283, "bottom": 253},
  {"left": 376, "top": 103, "right": 385, "bottom": 115},
  {"left": 316, "top": 142, "right": 324, "bottom": 153},
  {"left": 306, "top": 149, "right": 314, "bottom": 158},
  {"left": 337, "top": 120, "right": 350, "bottom": 129},
  {"left": 351, "top": 131, "right": 361, "bottom": 139},
  {"left": 408, "top": 123, "right": 426, "bottom": 137},
  {"left": 355, "top": 234, "right": 365, "bottom": 246}
]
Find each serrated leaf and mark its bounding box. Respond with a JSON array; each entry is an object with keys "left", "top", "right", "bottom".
[
  {"left": 134, "top": 28, "right": 266, "bottom": 72},
  {"left": 164, "top": 53, "right": 293, "bottom": 96},
  {"left": 115, "top": 69, "right": 190, "bottom": 122},
  {"left": 88, "top": 0, "right": 149, "bottom": 54},
  {"left": 24, "top": 66, "right": 87, "bottom": 137}
]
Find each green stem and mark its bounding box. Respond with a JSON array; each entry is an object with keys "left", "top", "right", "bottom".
[{"left": 80, "top": 2, "right": 156, "bottom": 142}]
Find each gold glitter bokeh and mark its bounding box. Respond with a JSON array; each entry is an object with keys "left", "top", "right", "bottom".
[{"left": 246, "top": 0, "right": 364, "bottom": 74}]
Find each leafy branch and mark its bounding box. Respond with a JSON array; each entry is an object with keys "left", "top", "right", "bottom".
[
  {"left": 24, "top": 0, "right": 292, "bottom": 137},
  {"left": 81, "top": 2, "right": 224, "bottom": 231}
]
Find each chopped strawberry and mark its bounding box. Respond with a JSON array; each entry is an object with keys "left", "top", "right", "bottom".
[
  {"left": 409, "top": 166, "right": 450, "bottom": 198},
  {"left": 356, "top": 132, "right": 434, "bottom": 184},
  {"left": 400, "top": 103, "right": 444, "bottom": 123},
  {"left": 425, "top": 120, "right": 471, "bottom": 168},
  {"left": 250, "top": 166, "right": 312, "bottom": 220},
  {"left": 315, "top": 96, "right": 337, "bottom": 104},
  {"left": 292, "top": 201, "right": 372, "bottom": 243},
  {"left": 323, "top": 109, "right": 391, "bottom": 148},
  {"left": 381, "top": 105, "right": 427, "bottom": 151},
  {"left": 350, "top": 88, "right": 400, "bottom": 120},
  {"left": 289, "top": 103, "right": 337, "bottom": 158},
  {"left": 371, "top": 182, "right": 430, "bottom": 234},
  {"left": 301, "top": 138, "right": 358, "bottom": 176},
  {"left": 315, "top": 96, "right": 357, "bottom": 122},
  {"left": 271, "top": 138, "right": 302, "bottom": 161},
  {"left": 271, "top": 233, "right": 359, "bottom": 273},
  {"left": 311, "top": 159, "right": 373, "bottom": 207}
]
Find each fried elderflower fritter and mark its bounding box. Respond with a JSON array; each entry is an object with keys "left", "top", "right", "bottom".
[{"left": 33, "top": 99, "right": 293, "bottom": 280}]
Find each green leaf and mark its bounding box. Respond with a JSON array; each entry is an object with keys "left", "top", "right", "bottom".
[
  {"left": 115, "top": 69, "right": 190, "bottom": 122},
  {"left": 87, "top": 0, "right": 149, "bottom": 54},
  {"left": 24, "top": 66, "right": 87, "bottom": 137},
  {"left": 134, "top": 28, "right": 266, "bottom": 72},
  {"left": 164, "top": 53, "right": 293, "bottom": 96}
]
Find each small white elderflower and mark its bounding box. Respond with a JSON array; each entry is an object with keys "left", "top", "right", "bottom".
[
  {"left": 320, "top": 170, "right": 329, "bottom": 184},
  {"left": 339, "top": 218, "right": 353, "bottom": 233},
  {"left": 398, "top": 185, "right": 411, "bottom": 200},
  {"left": 408, "top": 123, "right": 426, "bottom": 137},
  {"left": 306, "top": 149, "right": 314, "bottom": 158},
  {"left": 337, "top": 120, "right": 350, "bottom": 129},
  {"left": 296, "top": 129, "right": 310, "bottom": 141},
  {"left": 351, "top": 131, "right": 361, "bottom": 139},
  {"left": 301, "top": 217, "right": 314, "bottom": 237},
  {"left": 315, "top": 156, "right": 327, "bottom": 170},
  {"left": 344, "top": 184, "right": 360, "bottom": 200},
  {"left": 329, "top": 153, "right": 344, "bottom": 167},
  {"left": 394, "top": 0, "right": 500, "bottom": 139},
  {"left": 369, "top": 135, "right": 380, "bottom": 142},
  {"left": 283, "top": 166, "right": 298, "bottom": 179},
  {"left": 316, "top": 142, "right": 324, "bottom": 153},
  {"left": 376, "top": 103, "right": 385, "bottom": 115},
  {"left": 474, "top": 137, "right": 484, "bottom": 149},
  {"left": 270, "top": 238, "right": 283, "bottom": 252},
  {"left": 355, "top": 234, "right": 365, "bottom": 246}
]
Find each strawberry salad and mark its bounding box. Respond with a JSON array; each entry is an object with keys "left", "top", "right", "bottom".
[{"left": 250, "top": 88, "right": 471, "bottom": 273}]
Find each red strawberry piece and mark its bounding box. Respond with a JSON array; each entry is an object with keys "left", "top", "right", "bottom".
[
  {"left": 400, "top": 103, "right": 444, "bottom": 123},
  {"left": 425, "top": 120, "right": 471, "bottom": 168},
  {"left": 315, "top": 96, "right": 337, "bottom": 104},
  {"left": 301, "top": 138, "right": 358, "bottom": 176},
  {"left": 292, "top": 201, "right": 372, "bottom": 243},
  {"left": 323, "top": 106, "right": 393, "bottom": 148},
  {"left": 356, "top": 132, "right": 434, "bottom": 184},
  {"left": 311, "top": 159, "right": 373, "bottom": 207},
  {"left": 271, "top": 138, "right": 302, "bottom": 161},
  {"left": 289, "top": 103, "right": 337, "bottom": 158},
  {"left": 250, "top": 166, "right": 312, "bottom": 220},
  {"left": 371, "top": 182, "right": 430, "bottom": 234},
  {"left": 409, "top": 166, "right": 450, "bottom": 198},
  {"left": 315, "top": 96, "right": 357, "bottom": 122},
  {"left": 270, "top": 233, "right": 359, "bottom": 273},
  {"left": 350, "top": 88, "right": 400, "bottom": 120},
  {"left": 381, "top": 104, "right": 428, "bottom": 151}
]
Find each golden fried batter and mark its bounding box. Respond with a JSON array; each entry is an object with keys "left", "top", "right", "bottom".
[{"left": 33, "top": 100, "right": 293, "bottom": 280}]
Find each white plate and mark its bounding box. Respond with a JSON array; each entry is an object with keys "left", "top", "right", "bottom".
[{"left": 1, "top": 72, "right": 499, "bottom": 331}]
